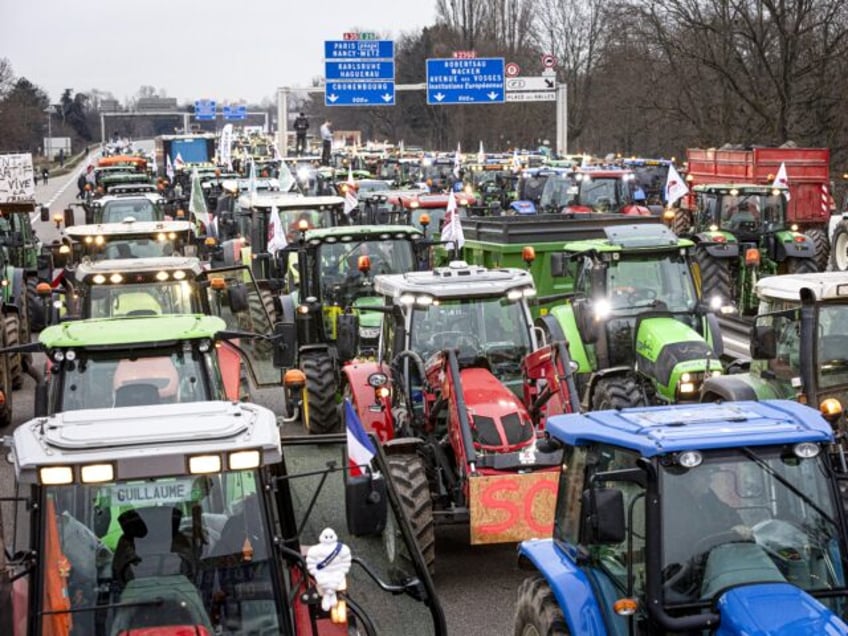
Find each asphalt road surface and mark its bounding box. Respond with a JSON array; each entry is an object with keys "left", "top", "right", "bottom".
[{"left": 0, "top": 145, "right": 525, "bottom": 635}]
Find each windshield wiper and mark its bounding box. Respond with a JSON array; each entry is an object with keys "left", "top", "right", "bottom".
[{"left": 742, "top": 447, "right": 838, "bottom": 529}]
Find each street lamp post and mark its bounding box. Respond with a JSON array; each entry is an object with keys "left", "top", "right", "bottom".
[{"left": 44, "top": 107, "right": 52, "bottom": 159}]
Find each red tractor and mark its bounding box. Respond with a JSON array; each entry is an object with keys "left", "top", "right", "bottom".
[{"left": 342, "top": 261, "right": 579, "bottom": 572}]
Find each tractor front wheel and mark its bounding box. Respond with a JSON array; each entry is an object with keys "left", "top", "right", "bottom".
[
  {"left": 831, "top": 222, "right": 848, "bottom": 271},
  {"left": 514, "top": 576, "right": 570, "bottom": 636},
  {"left": 806, "top": 228, "right": 829, "bottom": 272},
  {"left": 386, "top": 453, "right": 436, "bottom": 575},
  {"left": 693, "top": 245, "right": 733, "bottom": 306},
  {"left": 786, "top": 256, "right": 817, "bottom": 275},
  {"left": 591, "top": 376, "right": 646, "bottom": 411},
  {"left": 301, "top": 351, "right": 340, "bottom": 434},
  {"left": 5, "top": 314, "right": 22, "bottom": 390},
  {"left": 671, "top": 208, "right": 691, "bottom": 235}
]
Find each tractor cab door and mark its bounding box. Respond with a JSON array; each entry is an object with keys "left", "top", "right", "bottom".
[{"left": 202, "top": 265, "right": 282, "bottom": 389}]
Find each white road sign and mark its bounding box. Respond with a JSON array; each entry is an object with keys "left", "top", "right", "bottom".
[
  {"left": 0, "top": 153, "right": 35, "bottom": 202},
  {"left": 506, "top": 76, "right": 556, "bottom": 92},
  {"left": 506, "top": 91, "right": 557, "bottom": 102}
]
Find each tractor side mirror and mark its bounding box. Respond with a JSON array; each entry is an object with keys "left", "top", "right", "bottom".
[
  {"left": 272, "top": 322, "right": 296, "bottom": 369},
  {"left": 40, "top": 206, "right": 49, "bottom": 222},
  {"left": 580, "top": 487, "right": 625, "bottom": 545},
  {"left": 751, "top": 323, "right": 777, "bottom": 359},
  {"left": 346, "top": 471, "right": 387, "bottom": 536},
  {"left": 336, "top": 313, "right": 360, "bottom": 362},
  {"left": 63, "top": 207, "right": 75, "bottom": 228},
  {"left": 227, "top": 283, "right": 249, "bottom": 314}
]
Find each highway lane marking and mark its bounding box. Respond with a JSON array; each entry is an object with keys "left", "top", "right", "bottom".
[{"left": 33, "top": 151, "right": 102, "bottom": 222}]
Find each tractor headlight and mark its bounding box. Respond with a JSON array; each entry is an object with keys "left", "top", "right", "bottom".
[
  {"left": 594, "top": 299, "right": 612, "bottom": 320},
  {"left": 40, "top": 466, "right": 74, "bottom": 485},
  {"left": 188, "top": 454, "right": 222, "bottom": 474},
  {"left": 80, "top": 463, "right": 114, "bottom": 483}
]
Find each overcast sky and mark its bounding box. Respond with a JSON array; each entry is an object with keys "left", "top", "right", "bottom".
[{"left": 0, "top": 0, "right": 435, "bottom": 105}]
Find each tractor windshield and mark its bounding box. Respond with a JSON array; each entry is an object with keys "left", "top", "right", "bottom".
[
  {"left": 87, "top": 281, "right": 197, "bottom": 318},
  {"left": 53, "top": 349, "right": 223, "bottom": 412},
  {"left": 274, "top": 208, "right": 333, "bottom": 243},
  {"left": 660, "top": 447, "right": 846, "bottom": 607},
  {"left": 410, "top": 294, "right": 532, "bottom": 380},
  {"left": 578, "top": 176, "right": 623, "bottom": 212},
  {"left": 708, "top": 192, "right": 785, "bottom": 233},
  {"left": 92, "top": 236, "right": 186, "bottom": 260},
  {"left": 539, "top": 174, "right": 577, "bottom": 211},
  {"left": 101, "top": 199, "right": 160, "bottom": 223},
  {"left": 39, "top": 469, "right": 284, "bottom": 635},
  {"left": 318, "top": 239, "right": 415, "bottom": 305},
  {"left": 606, "top": 252, "right": 698, "bottom": 313},
  {"left": 817, "top": 304, "right": 848, "bottom": 389}
]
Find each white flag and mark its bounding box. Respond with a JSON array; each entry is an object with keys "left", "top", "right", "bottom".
[
  {"left": 247, "top": 158, "right": 257, "bottom": 202},
  {"left": 189, "top": 168, "right": 210, "bottom": 229},
  {"left": 220, "top": 124, "right": 234, "bottom": 171},
  {"left": 174, "top": 153, "right": 185, "bottom": 171},
  {"left": 664, "top": 163, "right": 689, "bottom": 206},
  {"left": 511, "top": 149, "right": 521, "bottom": 172},
  {"left": 399, "top": 139, "right": 405, "bottom": 155},
  {"left": 477, "top": 141, "right": 485, "bottom": 164},
  {"left": 441, "top": 190, "right": 465, "bottom": 249},
  {"left": 453, "top": 142, "right": 462, "bottom": 179},
  {"left": 267, "top": 205, "right": 288, "bottom": 253},
  {"left": 343, "top": 167, "right": 358, "bottom": 215},
  {"left": 166, "top": 154, "right": 174, "bottom": 181},
  {"left": 772, "top": 162, "right": 791, "bottom": 201}
]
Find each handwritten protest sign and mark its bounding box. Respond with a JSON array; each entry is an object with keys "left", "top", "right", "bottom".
[{"left": 0, "top": 153, "right": 35, "bottom": 202}]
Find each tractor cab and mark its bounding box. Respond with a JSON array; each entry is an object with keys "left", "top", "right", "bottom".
[
  {"left": 4, "top": 402, "right": 446, "bottom": 635},
  {"left": 694, "top": 184, "right": 789, "bottom": 242},
  {"left": 563, "top": 168, "right": 651, "bottom": 216},
  {"left": 79, "top": 192, "right": 167, "bottom": 226},
  {"left": 517, "top": 400, "right": 848, "bottom": 634},
  {"left": 703, "top": 272, "right": 848, "bottom": 431}
]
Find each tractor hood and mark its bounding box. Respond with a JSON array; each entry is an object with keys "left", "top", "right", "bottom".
[
  {"left": 635, "top": 315, "right": 722, "bottom": 398},
  {"left": 352, "top": 295, "right": 383, "bottom": 329},
  {"left": 460, "top": 367, "right": 535, "bottom": 453},
  {"left": 715, "top": 583, "right": 848, "bottom": 635}
]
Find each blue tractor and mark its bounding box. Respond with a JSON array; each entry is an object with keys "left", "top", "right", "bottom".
[{"left": 515, "top": 400, "right": 848, "bottom": 634}]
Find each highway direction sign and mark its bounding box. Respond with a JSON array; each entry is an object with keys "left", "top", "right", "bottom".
[
  {"left": 325, "top": 38, "right": 395, "bottom": 107},
  {"left": 194, "top": 99, "right": 216, "bottom": 121},
  {"left": 324, "top": 81, "right": 396, "bottom": 106},
  {"left": 426, "top": 57, "right": 505, "bottom": 105},
  {"left": 325, "top": 40, "right": 394, "bottom": 59},
  {"left": 505, "top": 91, "right": 557, "bottom": 102},
  {"left": 325, "top": 60, "right": 395, "bottom": 81},
  {"left": 506, "top": 76, "right": 556, "bottom": 91},
  {"left": 222, "top": 105, "right": 247, "bottom": 120}
]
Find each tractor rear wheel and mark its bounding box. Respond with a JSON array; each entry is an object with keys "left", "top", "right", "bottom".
[
  {"left": 386, "top": 453, "right": 436, "bottom": 575},
  {"left": 786, "top": 256, "right": 817, "bottom": 275},
  {"left": 671, "top": 208, "right": 691, "bottom": 235},
  {"left": 26, "top": 276, "right": 45, "bottom": 332},
  {"left": 0, "top": 349, "right": 12, "bottom": 428},
  {"left": 806, "top": 228, "right": 829, "bottom": 272},
  {"left": 831, "top": 222, "right": 848, "bottom": 271},
  {"left": 514, "top": 576, "right": 570, "bottom": 636},
  {"left": 591, "top": 376, "right": 645, "bottom": 411},
  {"left": 5, "top": 314, "right": 22, "bottom": 390},
  {"left": 301, "top": 351, "right": 340, "bottom": 434},
  {"left": 693, "top": 245, "right": 732, "bottom": 306}
]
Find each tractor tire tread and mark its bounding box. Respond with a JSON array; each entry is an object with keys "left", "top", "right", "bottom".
[
  {"left": 302, "top": 351, "right": 340, "bottom": 434},
  {"left": 514, "top": 576, "right": 570, "bottom": 636},
  {"left": 387, "top": 454, "right": 436, "bottom": 575}
]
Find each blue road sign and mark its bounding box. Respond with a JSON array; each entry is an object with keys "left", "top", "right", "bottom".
[
  {"left": 426, "top": 58, "right": 505, "bottom": 105},
  {"left": 325, "top": 40, "right": 393, "bottom": 60},
  {"left": 325, "top": 60, "right": 395, "bottom": 81},
  {"left": 324, "top": 81, "right": 395, "bottom": 106},
  {"left": 194, "top": 99, "right": 216, "bottom": 121},
  {"left": 223, "top": 105, "right": 247, "bottom": 121}
]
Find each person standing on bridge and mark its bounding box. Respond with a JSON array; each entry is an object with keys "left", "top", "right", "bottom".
[
  {"left": 320, "top": 120, "right": 333, "bottom": 166},
  {"left": 294, "top": 112, "right": 309, "bottom": 156}
]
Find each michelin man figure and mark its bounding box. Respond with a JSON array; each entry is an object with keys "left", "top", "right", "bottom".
[{"left": 306, "top": 527, "right": 352, "bottom": 612}]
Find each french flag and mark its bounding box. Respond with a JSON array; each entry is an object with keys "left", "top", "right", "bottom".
[{"left": 346, "top": 399, "right": 376, "bottom": 476}]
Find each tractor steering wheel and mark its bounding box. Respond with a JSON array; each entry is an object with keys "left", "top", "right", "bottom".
[
  {"left": 428, "top": 331, "right": 482, "bottom": 356},
  {"left": 628, "top": 288, "right": 658, "bottom": 305}
]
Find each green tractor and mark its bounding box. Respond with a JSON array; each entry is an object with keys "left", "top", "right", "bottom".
[
  {"left": 702, "top": 272, "right": 848, "bottom": 424},
  {"left": 1, "top": 201, "right": 54, "bottom": 333},
  {"left": 538, "top": 223, "right": 724, "bottom": 409},
  {"left": 17, "top": 312, "right": 292, "bottom": 418},
  {"left": 685, "top": 184, "right": 817, "bottom": 316},
  {"left": 277, "top": 224, "right": 428, "bottom": 434}
]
